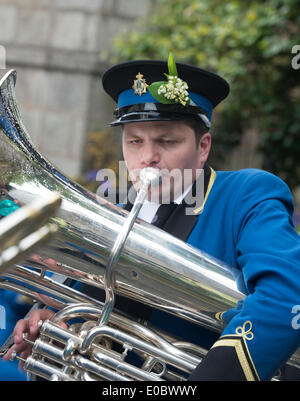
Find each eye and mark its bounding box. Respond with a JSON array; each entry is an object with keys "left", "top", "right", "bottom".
[
  {"left": 159, "top": 139, "right": 177, "bottom": 145},
  {"left": 128, "top": 138, "right": 142, "bottom": 145}
]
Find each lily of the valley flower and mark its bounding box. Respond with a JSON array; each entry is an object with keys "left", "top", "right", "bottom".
[{"left": 158, "top": 75, "right": 190, "bottom": 106}]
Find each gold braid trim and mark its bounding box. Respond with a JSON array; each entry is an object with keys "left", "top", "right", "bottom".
[
  {"left": 211, "top": 335, "right": 260, "bottom": 381},
  {"left": 193, "top": 167, "right": 216, "bottom": 215},
  {"left": 215, "top": 311, "right": 225, "bottom": 322}
]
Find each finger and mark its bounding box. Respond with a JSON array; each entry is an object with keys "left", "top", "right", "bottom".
[
  {"left": 2, "top": 342, "right": 29, "bottom": 361},
  {"left": 28, "top": 254, "right": 58, "bottom": 269},
  {"left": 29, "top": 254, "right": 41, "bottom": 262},
  {"left": 42, "top": 258, "right": 59, "bottom": 269},
  {"left": 57, "top": 320, "right": 68, "bottom": 330},
  {"left": 28, "top": 309, "right": 55, "bottom": 336},
  {"left": 13, "top": 319, "right": 30, "bottom": 344}
]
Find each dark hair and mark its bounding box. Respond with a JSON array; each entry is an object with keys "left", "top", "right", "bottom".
[{"left": 184, "top": 118, "right": 209, "bottom": 147}]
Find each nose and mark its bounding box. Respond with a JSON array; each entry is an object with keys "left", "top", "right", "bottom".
[{"left": 140, "top": 142, "right": 160, "bottom": 167}]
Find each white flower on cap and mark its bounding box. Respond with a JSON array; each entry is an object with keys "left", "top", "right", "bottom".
[{"left": 158, "top": 76, "right": 190, "bottom": 106}]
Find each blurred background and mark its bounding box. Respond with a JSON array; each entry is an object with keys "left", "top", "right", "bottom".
[{"left": 0, "top": 0, "right": 299, "bottom": 228}]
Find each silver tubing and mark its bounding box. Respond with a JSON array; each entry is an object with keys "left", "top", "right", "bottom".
[
  {"left": 98, "top": 167, "right": 161, "bottom": 327},
  {"left": 53, "top": 303, "right": 201, "bottom": 366},
  {"left": 80, "top": 325, "right": 197, "bottom": 372}
]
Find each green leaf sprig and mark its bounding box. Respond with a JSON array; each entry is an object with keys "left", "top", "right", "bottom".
[{"left": 148, "top": 53, "right": 191, "bottom": 106}]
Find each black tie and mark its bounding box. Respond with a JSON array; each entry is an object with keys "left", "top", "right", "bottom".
[{"left": 152, "top": 203, "right": 178, "bottom": 229}]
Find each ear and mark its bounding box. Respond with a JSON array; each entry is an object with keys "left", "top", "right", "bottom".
[{"left": 197, "top": 132, "right": 211, "bottom": 166}]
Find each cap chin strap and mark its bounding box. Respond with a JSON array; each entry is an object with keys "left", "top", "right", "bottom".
[
  {"left": 110, "top": 103, "right": 211, "bottom": 128},
  {"left": 199, "top": 114, "right": 211, "bottom": 128},
  {"left": 109, "top": 111, "right": 211, "bottom": 128}
]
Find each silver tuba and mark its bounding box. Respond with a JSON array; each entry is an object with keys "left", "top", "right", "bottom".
[{"left": 0, "top": 69, "right": 297, "bottom": 381}]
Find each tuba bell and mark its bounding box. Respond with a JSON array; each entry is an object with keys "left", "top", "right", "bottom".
[{"left": 0, "top": 69, "right": 298, "bottom": 381}]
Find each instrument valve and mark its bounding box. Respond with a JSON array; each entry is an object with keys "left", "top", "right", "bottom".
[
  {"left": 121, "top": 343, "right": 133, "bottom": 360},
  {"left": 22, "top": 332, "right": 34, "bottom": 346},
  {"left": 63, "top": 339, "right": 80, "bottom": 362},
  {"left": 9, "top": 350, "right": 26, "bottom": 364}
]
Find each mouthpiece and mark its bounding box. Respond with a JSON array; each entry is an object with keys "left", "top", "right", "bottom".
[{"left": 139, "top": 167, "right": 161, "bottom": 186}]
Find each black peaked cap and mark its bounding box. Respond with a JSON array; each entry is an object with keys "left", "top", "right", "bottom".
[{"left": 102, "top": 60, "right": 230, "bottom": 108}]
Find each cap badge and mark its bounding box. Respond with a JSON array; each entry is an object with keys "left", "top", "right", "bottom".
[{"left": 132, "top": 72, "right": 148, "bottom": 96}]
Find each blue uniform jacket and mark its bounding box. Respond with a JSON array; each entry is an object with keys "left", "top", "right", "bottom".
[{"left": 152, "top": 168, "right": 300, "bottom": 381}]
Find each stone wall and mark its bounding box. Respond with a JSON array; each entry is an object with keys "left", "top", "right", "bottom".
[{"left": 0, "top": 0, "right": 152, "bottom": 177}]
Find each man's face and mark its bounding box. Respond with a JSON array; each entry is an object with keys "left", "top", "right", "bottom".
[{"left": 122, "top": 120, "right": 211, "bottom": 202}]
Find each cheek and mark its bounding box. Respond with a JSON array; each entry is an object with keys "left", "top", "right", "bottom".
[
  {"left": 166, "top": 148, "right": 199, "bottom": 171},
  {"left": 123, "top": 147, "right": 135, "bottom": 170},
  {"left": 123, "top": 153, "right": 141, "bottom": 183}
]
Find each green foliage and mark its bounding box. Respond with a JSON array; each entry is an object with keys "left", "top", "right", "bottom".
[
  {"left": 113, "top": 0, "right": 300, "bottom": 189},
  {"left": 167, "top": 52, "right": 178, "bottom": 77}
]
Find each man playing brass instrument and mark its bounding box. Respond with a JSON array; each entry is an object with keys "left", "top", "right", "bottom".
[{"left": 3, "top": 54, "right": 300, "bottom": 381}]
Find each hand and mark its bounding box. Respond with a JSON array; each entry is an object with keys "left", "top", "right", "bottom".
[{"left": 2, "top": 308, "right": 67, "bottom": 369}]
